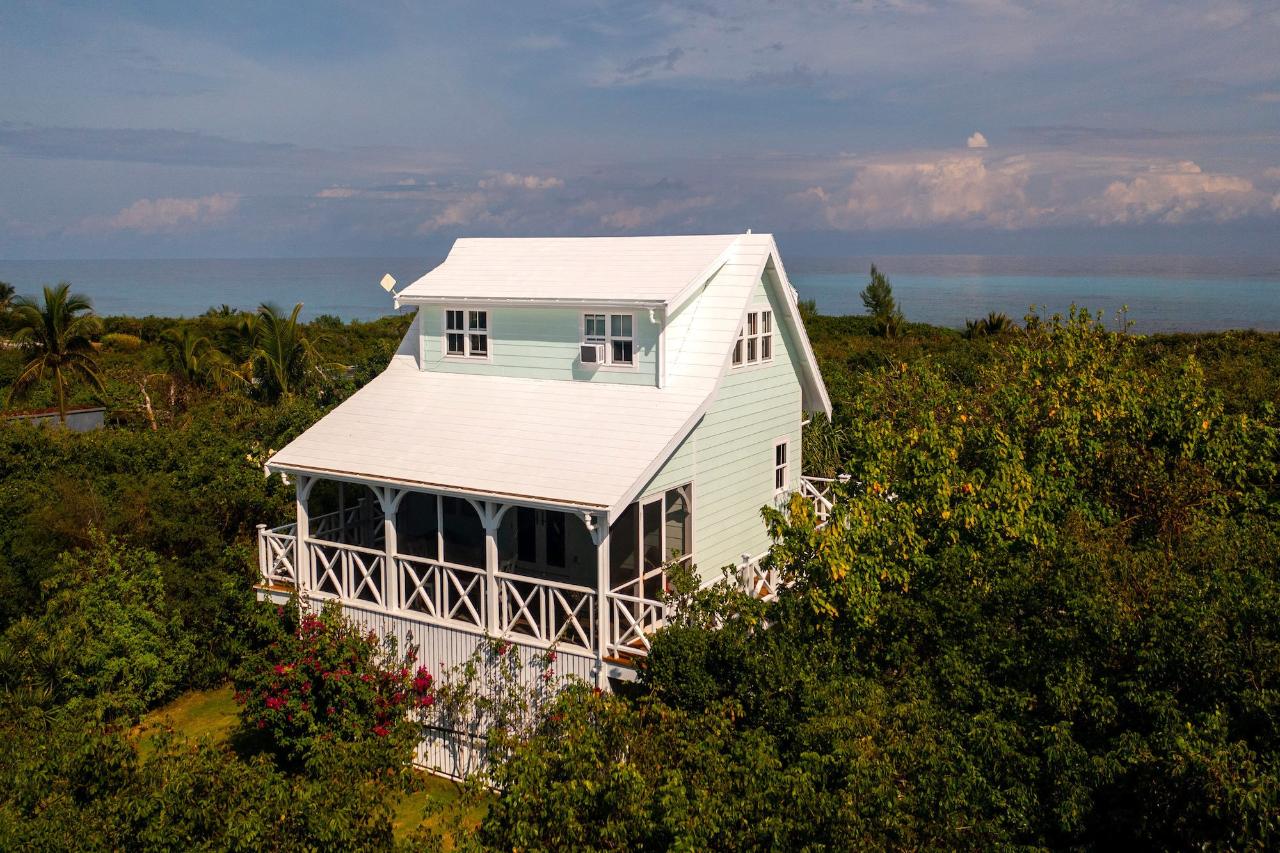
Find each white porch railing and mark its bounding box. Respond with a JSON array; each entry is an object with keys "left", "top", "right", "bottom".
[
  {"left": 398, "top": 554, "right": 486, "bottom": 628},
  {"left": 307, "top": 539, "right": 386, "bottom": 606},
  {"left": 799, "top": 475, "right": 836, "bottom": 524},
  {"left": 255, "top": 474, "right": 844, "bottom": 667},
  {"left": 741, "top": 555, "right": 783, "bottom": 602},
  {"left": 257, "top": 523, "right": 298, "bottom": 587},
  {"left": 496, "top": 571, "right": 596, "bottom": 653},
  {"left": 606, "top": 591, "right": 668, "bottom": 657}
]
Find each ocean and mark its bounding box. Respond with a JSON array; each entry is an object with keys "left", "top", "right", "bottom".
[{"left": 1, "top": 255, "right": 1278, "bottom": 333}]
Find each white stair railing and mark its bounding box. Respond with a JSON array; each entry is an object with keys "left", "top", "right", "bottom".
[{"left": 606, "top": 591, "right": 668, "bottom": 656}]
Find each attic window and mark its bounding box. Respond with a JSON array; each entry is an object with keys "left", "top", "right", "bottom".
[
  {"left": 734, "top": 310, "right": 773, "bottom": 368},
  {"left": 445, "top": 309, "right": 488, "bottom": 358}
]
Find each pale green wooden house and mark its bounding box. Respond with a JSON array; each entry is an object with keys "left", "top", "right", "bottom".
[{"left": 255, "top": 233, "right": 831, "bottom": 725}]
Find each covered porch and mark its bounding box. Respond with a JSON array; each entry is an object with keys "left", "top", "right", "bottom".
[{"left": 256, "top": 475, "right": 693, "bottom": 670}]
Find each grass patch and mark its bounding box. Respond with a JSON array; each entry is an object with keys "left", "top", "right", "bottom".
[
  {"left": 392, "top": 773, "right": 487, "bottom": 845},
  {"left": 134, "top": 684, "right": 239, "bottom": 758},
  {"left": 134, "top": 687, "right": 482, "bottom": 843}
]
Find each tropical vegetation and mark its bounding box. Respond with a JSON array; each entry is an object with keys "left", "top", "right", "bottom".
[{"left": 1, "top": 275, "right": 1278, "bottom": 849}]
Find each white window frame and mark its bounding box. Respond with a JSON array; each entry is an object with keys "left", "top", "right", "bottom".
[
  {"left": 443, "top": 307, "right": 490, "bottom": 360},
  {"left": 580, "top": 311, "right": 636, "bottom": 370},
  {"left": 773, "top": 438, "right": 789, "bottom": 495},
  {"left": 733, "top": 309, "right": 774, "bottom": 368}
]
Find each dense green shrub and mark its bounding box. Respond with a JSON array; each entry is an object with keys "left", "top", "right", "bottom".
[
  {"left": 234, "top": 600, "right": 433, "bottom": 768},
  {"left": 0, "top": 536, "right": 196, "bottom": 720},
  {"left": 477, "top": 309, "right": 1280, "bottom": 851}
]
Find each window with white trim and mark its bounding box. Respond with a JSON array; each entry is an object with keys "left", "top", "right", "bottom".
[
  {"left": 581, "top": 312, "right": 634, "bottom": 367},
  {"left": 610, "top": 313, "right": 633, "bottom": 365},
  {"left": 445, "top": 309, "right": 488, "bottom": 358},
  {"left": 733, "top": 310, "right": 774, "bottom": 367},
  {"left": 774, "top": 440, "right": 789, "bottom": 493}
]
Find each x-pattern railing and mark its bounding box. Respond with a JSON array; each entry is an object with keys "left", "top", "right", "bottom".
[
  {"left": 607, "top": 591, "right": 668, "bottom": 656},
  {"left": 258, "top": 523, "right": 297, "bottom": 587},
  {"left": 307, "top": 540, "right": 385, "bottom": 605},
  {"left": 398, "top": 556, "right": 485, "bottom": 627},
  {"left": 496, "top": 572, "right": 595, "bottom": 652}
]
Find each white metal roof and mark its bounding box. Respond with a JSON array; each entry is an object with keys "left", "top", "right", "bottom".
[
  {"left": 269, "top": 351, "right": 707, "bottom": 511},
  {"left": 269, "top": 233, "right": 830, "bottom": 518},
  {"left": 395, "top": 234, "right": 742, "bottom": 305}
]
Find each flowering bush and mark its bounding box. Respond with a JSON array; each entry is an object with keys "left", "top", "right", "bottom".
[{"left": 234, "top": 600, "right": 435, "bottom": 766}]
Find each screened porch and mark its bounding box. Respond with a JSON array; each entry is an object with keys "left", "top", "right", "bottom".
[{"left": 257, "top": 477, "right": 693, "bottom": 661}]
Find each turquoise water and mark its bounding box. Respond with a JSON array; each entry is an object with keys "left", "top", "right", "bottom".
[
  {"left": 0, "top": 256, "right": 1277, "bottom": 333},
  {"left": 792, "top": 272, "right": 1280, "bottom": 333}
]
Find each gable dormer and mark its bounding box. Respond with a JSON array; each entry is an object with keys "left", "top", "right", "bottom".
[{"left": 392, "top": 234, "right": 830, "bottom": 412}]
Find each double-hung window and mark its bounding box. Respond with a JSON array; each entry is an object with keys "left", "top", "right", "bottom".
[
  {"left": 581, "top": 312, "right": 634, "bottom": 367},
  {"left": 445, "top": 309, "right": 488, "bottom": 358},
  {"left": 774, "top": 440, "right": 789, "bottom": 493},
  {"left": 733, "top": 309, "right": 774, "bottom": 367},
  {"left": 610, "top": 314, "right": 633, "bottom": 365}
]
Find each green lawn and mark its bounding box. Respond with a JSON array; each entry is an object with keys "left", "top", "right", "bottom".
[
  {"left": 135, "top": 687, "right": 482, "bottom": 844},
  {"left": 133, "top": 684, "right": 240, "bottom": 759}
]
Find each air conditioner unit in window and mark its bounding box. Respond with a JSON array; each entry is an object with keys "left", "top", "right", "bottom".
[{"left": 580, "top": 342, "right": 606, "bottom": 365}]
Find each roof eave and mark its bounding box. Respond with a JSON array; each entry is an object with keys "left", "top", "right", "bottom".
[{"left": 396, "top": 295, "right": 667, "bottom": 309}]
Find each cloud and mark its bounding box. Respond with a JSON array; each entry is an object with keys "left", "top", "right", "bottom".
[
  {"left": 614, "top": 47, "right": 685, "bottom": 82},
  {"left": 1251, "top": 92, "right": 1280, "bottom": 103},
  {"left": 598, "top": 195, "right": 716, "bottom": 230},
  {"left": 1087, "top": 161, "right": 1262, "bottom": 224},
  {"left": 82, "top": 193, "right": 240, "bottom": 234},
  {"left": 477, "top": 173, "right": 564, "bottom": 190},
  {"left": 799, "top": 154, "right": 1038, "bottom": 229},
  {"left": 746, "top": 64, "right": 818, "bottom": 88},
  {"left": 966, "top": 132, "right": 989, "bottom": 149},
  {"left": 0, "top": 125, "right": 298, "bottom": 167},
  {"left": 414, "top": 173, "right": 565, "bottom": 233}
]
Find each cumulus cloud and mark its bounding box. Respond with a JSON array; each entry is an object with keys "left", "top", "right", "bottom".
[
  {"left": 414, "top": 173, "right": 564, "bottom": 233},
  {"left": 1087, "top": 161, "right": 1262, "bottom": 224},
  {"left": 81, "top": 193, "right": 240, "bottom": 234},
  {"left": 598, "top": 195, "right": 715, "bottom": 230},
  {"left": 967, "top": 132, "right": 989, "bottom": 149},
  {"left": 800, "top": 154, "right": 1038, "bottom": 229}
]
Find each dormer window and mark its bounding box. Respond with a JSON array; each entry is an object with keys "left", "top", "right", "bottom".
[
  {"left": 733, "top": 309, "right": 773, "bottom": 367},
  {"left": 581, "top": 312, "right": 634, "bottom": 367},
  {"left": 445, "top": 309, "right": 488, "bottom": 358}
]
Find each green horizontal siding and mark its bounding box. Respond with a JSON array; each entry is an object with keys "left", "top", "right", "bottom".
[
  {"left": 639, "top": 272, "right": 805, "bottom": 580},
  {"left": 418, "top": 305, "right": 658, "bottom": 385}
]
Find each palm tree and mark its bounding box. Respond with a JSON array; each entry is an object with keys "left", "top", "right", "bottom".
[
  {"left": 0, "top": 282, "right": 14, "bottom": 313},
  {"left": 964, "top": 311, "right": 1019, "bottom": 339},
  {"left": 251, "top": 302, "right": 333, "bottom": 401},
  {"left": 161, "top": 327, "right": 229, "bottom": 389},
  {"left": 6, "top": 283, "right": 103, "bottom": 423}
]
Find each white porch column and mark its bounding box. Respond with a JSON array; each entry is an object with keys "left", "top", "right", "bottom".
[
  {"left": 472, "top": 500, "right": 510, "bottom": 637},
  {"left": 295, "top": 474, "right": 314, "bottom": 593},
  {"left": 590, "top": 512, "right": 610, "bottom": 688},
  {"left": 376, "top": 487, "right": 404, "bottom": 611}
]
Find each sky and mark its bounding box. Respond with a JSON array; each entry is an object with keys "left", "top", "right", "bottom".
[{"left": 0, "top": 0, "right": 1278, "bottom": 259}]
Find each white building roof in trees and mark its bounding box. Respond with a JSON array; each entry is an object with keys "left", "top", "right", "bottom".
[
  {"left": 395, "top": 234, "right": 742, "bottom": 305},
  {"left": 268, "top": 233, "right": 830, "bottom": 519}
]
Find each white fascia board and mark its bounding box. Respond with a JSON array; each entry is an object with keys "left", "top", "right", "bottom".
[
  {"left": 764, "top": 239, "right": 832, "bottom": 417},
  {"left": 264, "top": 462, "right": 608, "bottom": 514},
  {"left": 397, "top": 295, "right": 666, "bottom": 309}
]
